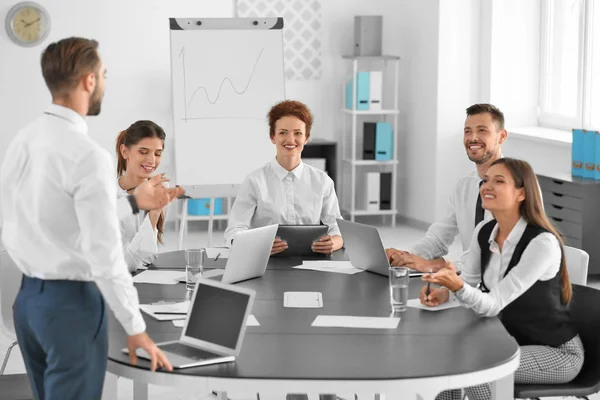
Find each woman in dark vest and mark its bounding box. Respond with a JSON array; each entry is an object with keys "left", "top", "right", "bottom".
[{"left": 421, "top": 158, "right": 584, "bottom": 400}]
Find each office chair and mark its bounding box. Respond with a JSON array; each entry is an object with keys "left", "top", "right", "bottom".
[
  {"left": 0, "top": 249, "right": 21, "bottom": 375},
  {"left": 564, "top": 246, "right": 589, "bottom": 286},
  {"left": 514, "top": 284, "right": 600, "bottom": 399}
]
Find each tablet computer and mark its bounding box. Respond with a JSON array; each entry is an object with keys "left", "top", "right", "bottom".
[{"left": 271, "top": 225, "right": 329, "bottom": 258}]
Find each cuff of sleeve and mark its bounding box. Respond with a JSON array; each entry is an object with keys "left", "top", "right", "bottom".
[
  {"left": 125, "top": 312, "right": 147, "bottom": 336},
  {"left": 139, "top": 216, "right": 159, "bottom": 252},
  {"left": 454, "top": 282, "right": 474, "bottom": 304}
]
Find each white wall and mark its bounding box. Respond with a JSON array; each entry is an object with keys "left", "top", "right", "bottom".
[
  {"left": 0, "top": 0, "right": 235, "bottom": 176},
  {"left": 0, "top": 0, "right": 566, "bottom": 229},
  {"left": 434, "top": 0, "right": 483, "bottom": 221},
  {"left": 388, "top": 0, "right": 440, "bottom": 222}
]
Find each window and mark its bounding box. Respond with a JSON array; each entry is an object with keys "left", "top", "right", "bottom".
[{"left": 539, "top": 0, "right": 599, "bottom": 130}]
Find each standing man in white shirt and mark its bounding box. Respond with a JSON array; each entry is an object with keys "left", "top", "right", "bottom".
[
  {"left": 0, "top": 37, "right": 174, "bottom": 400},
  {"left": 385, "top": 104, "right": 507, "bottom": 282}
]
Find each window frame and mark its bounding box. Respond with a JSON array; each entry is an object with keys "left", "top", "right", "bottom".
[{"left": 538, "top": 0, "right": 596, "bottom": 131}]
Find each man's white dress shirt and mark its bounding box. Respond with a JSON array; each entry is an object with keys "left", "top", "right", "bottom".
[
  {"left": 224, "top": 158, "right": 342, "bottom": 245},
  {"left": 0, "top": 104, "right": 146, "bottom": 336},
  {"left": 455, "top": 217, "right": 561, "bottom": 317},
  {"left": 410, "top": 171, "right": 493, "bottom": 271}
]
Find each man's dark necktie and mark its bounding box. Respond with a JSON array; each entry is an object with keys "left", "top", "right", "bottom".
[{"left": 475, "top": 180, "right": 484, "bottom": 226}]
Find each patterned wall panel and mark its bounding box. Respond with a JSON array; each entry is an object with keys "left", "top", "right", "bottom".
[{"left": 237, "top": 0, "right": 322, "bottom": 80}]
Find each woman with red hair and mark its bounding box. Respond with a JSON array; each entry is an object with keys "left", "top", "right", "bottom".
[{"left": 225, "top": 100, "right": 343, "bottom": 255}]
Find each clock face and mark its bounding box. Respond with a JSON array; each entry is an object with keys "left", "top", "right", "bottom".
[{"left": 6, "top": 2, "right": 50, "bottom": 46}]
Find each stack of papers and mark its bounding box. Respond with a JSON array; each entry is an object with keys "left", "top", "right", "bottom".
[
  {"left": 132, "top": 270, "right": 183, "bottom": 285},
  {"left": 292, "top": 261, "right": 363, "bottom": 275},
  {"left": 139, "top": 301, "right": 191, "bottom": 321}
]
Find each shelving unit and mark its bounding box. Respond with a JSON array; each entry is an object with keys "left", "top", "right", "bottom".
[{"left": 340, "top": 55, "right": 400, "bottom": 227}]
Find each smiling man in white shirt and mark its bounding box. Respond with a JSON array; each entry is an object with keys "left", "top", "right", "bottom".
[
  {"left": 386, "top": 104, "right": 507, "bottom": 281},
  {"left": 0, "top": 37, "right": 174, "bottom": 399}
]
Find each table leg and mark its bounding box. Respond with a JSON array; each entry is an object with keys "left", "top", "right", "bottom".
[
  {"left": 101, "top": 372, "right": 118, "bottom": 400},
  {"left": 178, "top": 199, "right": 188, "bottom": 250},
  {"left": 133, "top": 381, "right": 149, "bottom": 400},
  {"left": 216, "top": 391, "right": 228, "bottom": 400},
  {"left": 490, "top": 373, "right": 513, "bottom": 400}
]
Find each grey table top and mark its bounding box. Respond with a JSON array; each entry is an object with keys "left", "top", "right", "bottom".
[{"left": 108, "top": 250, "right": 518, "bottom": 381}]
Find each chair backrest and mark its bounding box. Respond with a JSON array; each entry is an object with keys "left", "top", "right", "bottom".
[
  {"left": 0, "top": 249, "right": 22, "bottom": 340},
  {"left": 568, "top": 284, "right": 600, "bottom": 392},
  {"left": 564, "top": 246, "right": 589, "bottom": 286}
]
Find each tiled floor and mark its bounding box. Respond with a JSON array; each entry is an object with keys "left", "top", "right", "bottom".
[{"left": 1, "top": 220, "right": 599, "bottom": 400}]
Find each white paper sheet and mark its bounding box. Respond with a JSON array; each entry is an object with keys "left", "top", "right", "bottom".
[
  {"left": 176, "top": 268, "right": 225, "bottom": 283},
  {"left": 205, "top": 247, "right": 230, "bottom": 260},
  {"left": 172, "top": 314, "right": 260, "bottom": 328},
  {"left": 132, "top": 270, "right": 183, "bottom": 285},
  {"left": 140, "top": 301, "right": 191, "bottom": 321},
  {"left": 284, "top": 291, "right": 323, "bottom": 308},
  {"left": 406, "top": 295, "right": 462, "bottom": 311},
  {"left": 292, "top": 261, "right": 363, "bottom": 275},
  {"left": 312, "top": 315, "right": 400, "bottom": 329}
]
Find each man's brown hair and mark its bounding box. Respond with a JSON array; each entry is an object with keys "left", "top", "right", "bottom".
[
  {"left": 41, "top": 37, "right": 101, "bottom": 97},
  {"left": 466, "top": 103, "right": 505, "bottom": 130},
  {"left": 268, "top": 100, "right": 313, "bottom": 139}
]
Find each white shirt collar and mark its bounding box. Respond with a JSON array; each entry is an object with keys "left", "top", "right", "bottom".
[
  {"left": 44, "top": 104, "right": 88, "bottom": 135},
  {"left": 270, "top": 158, "right": 305, "bottom": 180},
  {"left": 488, "top": 216, "right": 528, "bottom": 246}
]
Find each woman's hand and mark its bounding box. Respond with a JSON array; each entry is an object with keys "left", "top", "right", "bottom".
[
  {"left": 312, "top": 235, "right": 334, "bottom": 254},
  {"left": 271, "top": 237, "right": 288, "bottom": 255},
  {"left": 419, "top": 286, "right": 450, "bottom": 307},
  {"left": 421, "top": 262, "right": 464, "bottom": 292}
]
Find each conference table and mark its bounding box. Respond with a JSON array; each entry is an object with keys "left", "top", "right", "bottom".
[{"left": 105, "top": 250, "right": 520, "bottom": 400}]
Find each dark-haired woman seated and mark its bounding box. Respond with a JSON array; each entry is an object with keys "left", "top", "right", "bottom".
[
  {"left": 421, "top": 158, "right": 584, "bottom": 400},
  {"left": 115, "top": 120, "right": 167, "bottom": 272}
]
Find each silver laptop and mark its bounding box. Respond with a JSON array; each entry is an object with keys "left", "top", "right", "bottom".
[
  {"left": 337, "top": 219, "right": 424, "bottom": 277},
  {"left": 218, "top": 224, "right": 278, "bottom": 284},
  {"left": 124, "top": 278, "right": 255, "bottom": 369},
  {"left": 180, "top": 224, "right": 278, "bottom": 284}
]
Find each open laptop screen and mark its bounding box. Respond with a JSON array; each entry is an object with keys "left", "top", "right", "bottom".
[{"left": 185, "top": 283, "right": 250, "bottom": 350}]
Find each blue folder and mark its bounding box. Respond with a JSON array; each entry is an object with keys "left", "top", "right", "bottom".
[
  {"left": 583, "top": 130, "right": 595, "bottom": 179},
  {"left": 187, "top": 198, "right": 223, "bottom": 216},
  {"left": 375, "top": 122, "right": 393, "bottom": 161},
  {"left": 572, "top": 129, "right": 584, "bottom": 177},
  {"left": 595, "top": 131, "right": 600, "bottom": 180},
  {"left": 345, "top": 72, "right": 370, "bottom": 111}
]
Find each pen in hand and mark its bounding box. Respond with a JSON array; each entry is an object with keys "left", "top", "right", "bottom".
[{"left": 425, "top": 269, "right": 432, "bottom": 297}]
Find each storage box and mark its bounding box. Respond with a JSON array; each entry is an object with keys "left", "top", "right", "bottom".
[{"left": 187, "top": 198, "right": 223, "bottom": 216}]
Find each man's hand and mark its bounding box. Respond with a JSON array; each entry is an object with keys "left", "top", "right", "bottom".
[
  {"left": 385, "top": 248, "right": 408, "bottom": 263},
  {"left": 419, "top": 286, "right": 450, "bottom": 307},
  {"left": 271, "top": 237, "right": 288, "bottom": 255},
  {"left": 390, "top": 252, "right": 435, "bottom": 272},
  {"left": 127, "top": 332, "right": 173, "bottom": 372},
  {"left": 312, "top": 235, "right": 334, "bottom": 254},
  {"left": 132, "top": 174, "right": 185, "bottom": 211}
]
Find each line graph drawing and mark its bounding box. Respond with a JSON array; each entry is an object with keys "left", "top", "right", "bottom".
[{"left": 179, "top": 46, "right": 265, "bottom": 120}]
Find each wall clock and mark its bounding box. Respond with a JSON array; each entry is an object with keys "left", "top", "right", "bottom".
[{"left": 5, "top": 2, "right": 50, "bottom": 47}]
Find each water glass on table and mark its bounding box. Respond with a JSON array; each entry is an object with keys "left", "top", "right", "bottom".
[
  {"left": 185, "top": 249, "right": 205, "bottom": 291},
  {"left": 389, "top": 266, "right": 409, "bottom": 312}
]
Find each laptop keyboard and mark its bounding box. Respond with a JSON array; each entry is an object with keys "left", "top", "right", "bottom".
[{"left": 159, "top": 342, "right": 221, "bottom": 361}]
